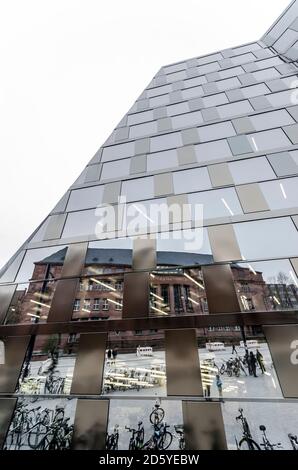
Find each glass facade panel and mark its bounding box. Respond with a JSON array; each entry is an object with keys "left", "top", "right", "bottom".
[
  {"left": 67, "top": 186, "right": 104, "bottom": 212},
  {"left": 147, "top": 149, "right": 178, "bottom": 171},
  {"left": 189, "top": 188, "right": 243, "bottom": 220},
  {"left": 229, "top": 157, "right": 276, "bottom": 184},
  {"left": 121, "top": 177, "right": 154, "bottom": 202},
  {"left": 260, "top": 177, "right": 298, "bottom": 210},
  {"left": 173, "top": 167, "right": 212, "bottom": 194}
]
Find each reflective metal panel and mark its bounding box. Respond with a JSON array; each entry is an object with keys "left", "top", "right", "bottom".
[
  {"left": 132, "top": 238, "right": 156, "bottom": 270},
  {"left": 202, "top": 264, "right": 240, "bottom": 313},
  {"left": 0, "top": 398, "right": 17, "bottom": 449},
  {"left": 208, "top": 225, "right": 241, "bottom": 262},
  {"left": 182, "top": 401, "right": 227, "bottom": 450},
  {"left": 165, "top": 329, "right": 203, "bottom": 396},
  {"left": 122, "top": 272, "right": 150, "bottom": 318},
  {"left": 71, "top": 333, "right": 107, "bottom": 395},
  {"left": 72, "top": 399, "right": 109, "bottom": 450},
  {"left": 47, "top": 278, "right": 79, "bottom": 323},
  {"left": 61, "top": 242, "right": 88, "bottom": 277},
  {"left": 0, "top": 336, "right": 30, "bottom": 393},
  {"left": 264, "top": 325, "right": 298, "bottom": 398}
]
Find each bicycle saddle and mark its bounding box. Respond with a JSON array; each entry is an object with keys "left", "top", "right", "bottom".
[{"left": 259, "top": 425, "right": 266, "bottom": 431}]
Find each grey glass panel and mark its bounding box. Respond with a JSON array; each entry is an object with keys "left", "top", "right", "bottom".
[
  {"left": 147, "top": 149, "right": 178, "bottom": 171},
  {"left": 216, "top": 76, "right": 241, "bottom": 91},
  {"left": 172, "top": 110, "right": 203, "bottom": 129},
  {"left": 130, "top": 154, "right": 147, "bottom": 174},
  {"left": 260, "top": 177, "right": 298, "bottom": 210},
  {"left": 247, "top": 129, "right": 291, "bottom": 152},
  {"left": 274, "top": 28, "right": 298, "bottom": 53},
  {"left": 107, "top": 399, "right": 182, "bottom": 450},
  {"left": 234, "top": 217, "right": 298, "bottom": 260},
  {"left": 156, "top": 228, "right": 212, "bottom": 259},
  {"left": 67, "top": 186, "right": 104, "bottom": 212},
  {"left": 0, "top": 251, "right": 25, "bottom": 284},
  {"left": 0, "top": 285, "right": 16, "bottom": 324},
  {"left": 127, "top": 109, "right": 153, "bottom": 125},
  {"left": 121, "top": 176, "right": 154, "bottom": 202},
  {"left": 63, "top": 210, "right": 99, "bottom": 239},
  {"left": 235, "top": 259, "right": 298, "bottom": 312},
  {"left": 43, "top": 214, "right": 67, "bottom": 241},
  {"left": 132, "top": 238, "right": 156, "bottom": 270},
  {"left": 267, "top": 89, "right": 293, "bottom": 107},
  {"left": 129, "top": 120, "right": 157, "bottom": 138},
  {"left": 283, "top": 123, "right": 298, "bottom": 144},
  {"left": 229, "top": 157, "right": 276, "bottom": 184},
  {"left": 250, "top": 109, "right": 294, "bottom": 131},
  {"left": 208, "top": 163, "right": 233, "bottom": 187},
  {"left": 231, "top": 52, "right": 255, "bottom": 65},
  {"left": 15, "top": 246, "right": 68, "bottom": 284},
  {"left": 218, "top": 66, "right": 244, "bottom": 79},
  {"left": 185, "top": 75, "right": 207, "bottom": 87},
  {"left": 241, "top": 83, "right": 270, "bottom": 98},
  {"left": 218, "top": 100, "right": 254, "bottom": 119},
  {"left": 61, "top": 243, "right": 88, "bottom": 278},
  {"left": 195, "top": 139, "right": 233, "bottom": 163},
  {"left": 150, "top": 132, "right": 182, "bottom": 152},
  {"left": 253, "top": 68, "right": 280, "bottom": 81},
  {"left": 268, "top": 151, "right": 298, "bottom": 177},
  {"left": 146, "top": 84, "right": 171, "bottom": 97},
  {"left": 228, "top": 135, "right": 253, "bottom": 155},
  {"left": 167, "top": 101, "right": 189, "bottom": 116},
  {"left": 102, "top": 142, "right": 135, "bottom": 162},
  {"left": 102, "top": 181, "right": 121, "bottom": 205},
  {"left": 122, "top": 272, "right": 149, "bottom": 318},
  {"left": 173, "top": 167, "right": 211, "bottom": 194},
  {"left": 202, "top": 93, "right": 229, "bottom": 107},
  {"left": 48, "top": 278, "right": 79, "bottom": 323},
  {"left": 181, "top": 86, "right": 203, "bottom": 100},
  {"left": 149, "top": 94, "right": 169, "bottom": 107},
  {"left": 17, "top": 333, "right": 77, "bottom": 395},
  {"left": 0, "top": 336, "right": 30, "bottom": 393},
  {"left": 188, "top": 188, "right": 243, "bottom": 220},
  {"left": 236, "top": 183, "right": 269, "bottom": 213},
  {"left": 101, "top": 159, "right": 130, "bottom": 181},
  {"left": 198, "top": 121, "right": 236, "bottom": 142}
]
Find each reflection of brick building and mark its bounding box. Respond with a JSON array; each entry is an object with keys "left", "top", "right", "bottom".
[{"left": 7, "top": 248, "right": 298, "bottom": 351}]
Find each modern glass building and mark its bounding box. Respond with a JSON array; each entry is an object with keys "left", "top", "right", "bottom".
[{"left": 0, "top": 0, "right": 298, "bottom": 451}]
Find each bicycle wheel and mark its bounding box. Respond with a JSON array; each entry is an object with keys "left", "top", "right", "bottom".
[
  {"left": 158, "top": 431, "right": 173, "bottom": 450},
  {"left": 150, "top": 408, "right": 165, "bottom": 425},
  {"left": 28, "top": 423, "right": 48, "bottom": 449},
  {"left": 239, "top": 437, "right": 261, "bottom": 451},
  {"left": 220, "top": 364, "right": 225, "bottom": 375}
]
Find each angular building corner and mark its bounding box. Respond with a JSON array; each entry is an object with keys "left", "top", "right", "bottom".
[{"left": 1, "top": 0, "right": 298, "bottom": 452}]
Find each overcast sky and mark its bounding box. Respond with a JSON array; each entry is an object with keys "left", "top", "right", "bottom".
[{"left": 0, "top": 0, "right": 289, "bottom": 269}]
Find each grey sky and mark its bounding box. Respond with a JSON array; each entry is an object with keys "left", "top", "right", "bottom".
[{"left": 0, "top": 0, "right": 289, "bottom": 269}]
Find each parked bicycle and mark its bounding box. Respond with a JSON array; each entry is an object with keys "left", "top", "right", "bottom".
[
  {"left": 235, "top": 408, "right": 261, "bottom": 450},
  {"left": 105, "top": 424, "right": 119, "bottom": 450},
  {"left": 142, "top": 422, "right": 173, "bottom": 450},
  {"left": 125, "top": 421, "right": 145, "bottom": 450},
  {"left": 259, "top": 425, "right": 282, "bottom": 450}
]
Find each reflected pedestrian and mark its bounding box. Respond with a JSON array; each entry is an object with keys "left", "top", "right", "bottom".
[
  {"left": 107, "top": 349, "right": 112, "bottom": 360},
  {"left": 216, "top": 374, "right": 223, "bottom": 398},
  {"left": 112, "top": 349, "right": 118, "bottom": 362},
  {"left": 256, "top": 349, "right": 266, "bottom": 373},
  {"left": 250, "top": 351, "right": 257, "bottom": 377},
  {"left": 231, "top": 343, "right": 237, "bottom": 355}
]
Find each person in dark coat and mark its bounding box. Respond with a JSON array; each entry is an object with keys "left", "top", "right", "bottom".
[
  {"left": 256, "top": 349, "right": 266, "bottom": 373},
  {"left": 231, "top": 343, "right": 237, "bottom": 355},
  {"left": 112, "top": 349, "right": 118, "bottom": 361},
  {"left": 107, "top": 349, "right": 112, "bottom": 360},
  {"left": 249, "top": 351, "right": 257, "bottom": 377}
]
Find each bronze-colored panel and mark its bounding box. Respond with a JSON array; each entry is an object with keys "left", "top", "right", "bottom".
[
  {"left": 132, "top": 238, "right": 156, "bottom": 270},
  {"left": 0, "top": 336, "right": 30, "bottom": 393},
  {"left": 72, "top": 399, "right": 109, "bottom": 450},
  {"left": 264, "top": 325, "right": 298, "bottom": 398},
  {"left": 0, "top": 398, "right": 17, "bottom": 449},
  {"left": 47, "top": 278, "right": 79, "bottom": 323},
  {"left": 0, "top": 285, "right": 16, "bottom": 325},
  {"left": 208, "top": 225, "right": 241, "bottom": 262},
  {"left": 165, "top": 329, "right": 203, "bottom": 396},
  {"left": 202, "top": 264, "right": 240, "bottom": 314},
  {"left": 61, "top": 242, "right": 88, "bottom": 277},
  {"left": 182, "top": 401, "right": 227, "bottom": 450},
  {"left": 71, "top": 333, "right": 107, "bottom": 395},
  {"left": 122, "top": 272, "right": 150, "bottom": 319}
]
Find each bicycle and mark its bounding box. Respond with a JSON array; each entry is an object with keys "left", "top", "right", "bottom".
[
  {"left": 259, "top": 425, "right": 282, "bottom": 450},
  {"left": 235, "top": 408, "right": 261, "bottom": 450},
  {"left": 149, "top": 401, "right": 165, "bottom": 425},
  {"left": 106, "top": 424, "right": 119, "bottom": 450},
  {"left": 45, "top": 375, "right": 65, "bottom": 394},
  {"left": 288, "top": 433, "right": 298, "bottom": 450},
  {"left": 125, "top": 421, "right": 145, "bottom": 450},
  {"left": 28, "top": 406, "right": 70, "bottom": 450},
  {"left": 142, "top": 422, "right": 173, "bottom": 450}
]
